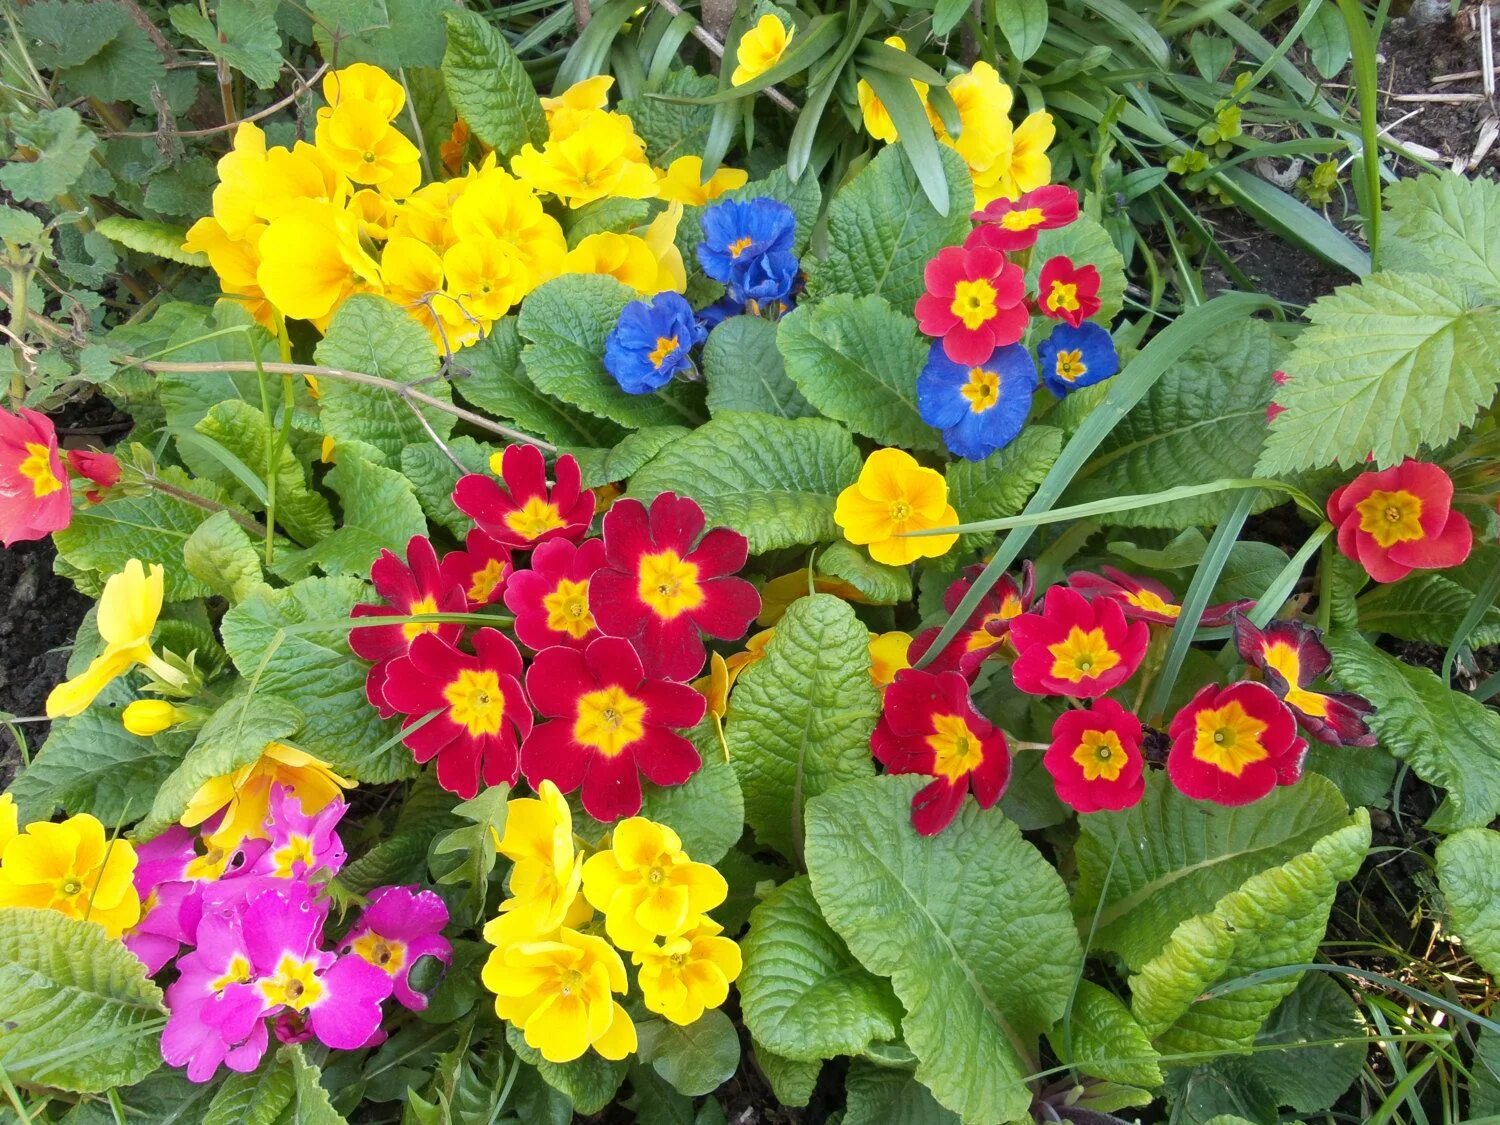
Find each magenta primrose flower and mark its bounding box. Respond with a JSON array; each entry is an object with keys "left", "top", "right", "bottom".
[
  {"left": 247, "top": 785, "right": 348, "bottom": 880},
  {"left": 340, "top": 885, "right": 452, "bottom": 1011}
]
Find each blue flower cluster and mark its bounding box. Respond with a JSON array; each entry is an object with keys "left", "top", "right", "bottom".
[{"left": 697, "top": 198, "right": 800, "bottom": 306}]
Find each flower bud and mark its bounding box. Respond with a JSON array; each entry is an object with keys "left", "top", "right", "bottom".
[{"left": 122, "top": 699, "right": 186, "bottom": 736}]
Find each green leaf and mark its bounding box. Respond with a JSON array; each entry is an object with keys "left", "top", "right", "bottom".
[
  {"left": 0, "top": 106, "right": 98, "bottom": 203},
  {"left": 806, "top": 775, "right": 1083, "bottom": 1124},
  {"left": 628, "top": 413, "right": 861, "bottom": 553},
  {"left": 1353, "top": 570, "right": 1500, "bottom": 647},
  {"left": 703, "top": 315, "right": 815, "bottom": 420},
  {"left": 1074, "top": 772, "right": 1361, "bottom": 971},
  {"left": 1237, "top": 973, "right": 1366, "bottom": 1114},
  {"left": 1065, "top": 320, "right": 1284, "bottom": 527},
  {"left": 740, "top": 876, "right": 903, "bottom": 1062},
  {"left": 0, "top": 204, "right": 45, "bottom": 244},
  {"left": 195, "top": 399, "right": 335, "bottom": 546},
  {"left": 220, "top": 577, "right": 412, "bottom": 782},
  {"left": 815, "top": 540, "right": 912, "bottom": 605},
  {"left": 63, "top": 1067, "right": 221, "bottom": 1123},
  {"left": 727, "top": 594, "right": 879, "bottom": 859},
  {"left": 995, "top": 0, "right": 1049, "bottom": 61},
  {"left": 1130, "top": 808, "right": 1369, "bottom": 1055},
  {"left": 305, "top": 448, "right": 428, "bottom": 576},
  {"left": 504, "top": 1027, "right": 626, "bottom": 1115},
  {"left": 1026, "top": 211, "right": 1128, "bottom": 327},
  {"left": 283, "top": 1044, "right": 346, "bottom": 1123},
  {"left": 1058, "top": 981, "right": 1163, "bottom": 1089},
  {"left": 517, "top": 275, "right": 702, "bottom": 430},
  {"left": 1382, "top": 171, "right": 1500, "bottom": 301},
  {"left": 805, "top": 144, "right": 972, "bottom": 308},
  {"left": 342, "top": 776, "right": 459, "bottom": 894},
  {"left": 636, "top": 1010, "right": 741, "bottom": 1097},
  {"left": 1472, "top": 1028, "right": 1500, "bottom": 1118},
  {"left": 620, "top": 69, "right": 718, "bottom": 166},
  {"left": 1436, "top": 828, "right": 1500, "bottom": 977},
  {"left": 168, "top": 0, "right": 282, "bottom": 88},
  {"left": 756, "top": 1049, "right": 821, "bottom": 1108},
  {"left": 401, "top": 435, "right": 493, "bottom": 538},
  {"left": 307, "top": 0, "right": 448, "bottom": 68},
  {"left": 637, "top": 752, "right": 743, "bottom": 865},
  {"left": 441, "top": 9, "right": 547, "bottom": 159},
  {"left": 842, "top": 1060, "right": 960, "bottom": 1125},
  {"left": 183, "top": 511, "right": 266, "bottom": 604},
  {"left": 1258, "top": 272, "right": 1500, "bottom": 472},
  {"left": 1327, "top": 631, "right": 1500, "bottom": 829},
  {"left": 778, "top": 295, "right": 939, "bottom": 451},
  {"left": 945, "top": 425, "right": 1064, "bottom": 552},
  {"left": 0, "top": 909, "right": 167, "bottom": 1092},
  {"left": 566, "top": 426, "right": 690, "bottom": 489},
  {"left": 20, "top": 0, "right": 125, "bottom": 69},
  {"left": 94, "top": 216, "right": 208, "bottom": 267}
]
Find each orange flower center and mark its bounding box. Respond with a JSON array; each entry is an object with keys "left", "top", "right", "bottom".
[
  {"left": 950, "top": 278, "right": 998, "bottom": 330},
  {"left": 1191, "top": 700, "right": 1269, "bottom": 775},
  {"left": 573, "top": 684, "right": 646, "bottom": 757},
  {"left": 638, "top": 550, "right": 704, "bottom": 619},
  {"left": 1047, "top": 626, "right": 1121, "bottom": 684},
  {"left": 505, "top": 497, "right": 567, "bottom": 540},
  {"left": 467, "top": 559, "right": 507, "bottom": 603},
  {"left": 925, "top": 713, "right": 986, "bottom": 781},
  {"left": 649, "top": 335, "right": 681, "bottom": 369},
  {"left": 1054, "top": 350, "right": 1087, "bottom": 382},
  {"left": 728, "top": 235, "right": 755, "bottom": 259},
  {"left": 1000, "top": 207, "right": 1044, "bottom": 231},
  {"left": 1124, "top": 588, "right": 1180, "bottom": 618},
  {"left": 1354, "top": 488, "right": 1424, "bottom": 548},
  {"left": 1047, "top": 280, "right": 1080, "bottom": 313},
  {"left": 444, "top": 668, "right": 505, "bottom": 736},
  {"left": 1072, "top": 729, "right": 1127, "bottom": 782},
  {"left": 961, "top": 366, "right": 1000, "bottom": 413},
  {"left": 543, "top": 577, "right": 597, "bottom": 638},
  {"left": 402, "top": 595, "right": 441, "bottom": 641},
  {"left": 1262, "top": 641, "right": 1329, "bottom": 717},
  {"left": 18, "top": 442, "right": 62, "bottom": 497},
  {"left": 351, "top": 931, "right": 407, "bottom": 974}
]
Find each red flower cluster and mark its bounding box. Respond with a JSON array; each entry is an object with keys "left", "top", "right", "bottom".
[
  {"left": 352, "top": 447, "right": 760, "bottom": 816},
  {"left": 909, "top": 563, "right": 1035, "bottom": 678}
]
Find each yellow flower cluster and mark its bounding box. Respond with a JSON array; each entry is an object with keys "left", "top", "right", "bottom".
[
  {"left": 481, "top": 783, "right": 740, "bottom": 1061},
  {"left": 187, "top": 65, "right": 747, "bottom": 353},
  {"left": 0, "top": 795, "right": 141, "bottom": 939}
]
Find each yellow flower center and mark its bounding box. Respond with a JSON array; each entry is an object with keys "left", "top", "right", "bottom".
[
  {"left": 887, "top": 499, "right": 913, "bottom": 523},
  {"left": 258, "top": 954, "right": 325, "bottom": 1012},
  {"left": 468, "top": 559, "right": 508, "bottom": 603},
  {"left": 1124, "top": 588, "right": 1180, "bottom": 618},
  {"left": 1354, "top": 488, "right": 1425, "bottom": 548},
  {"left": 647, "top": 865, "right": 666, "bottom": 885},
  {"left": 728, "top": 235, "right": 755, "bottom": 259},
  {"left": 1191, "top": 700, "right": 1269, "bottom": 776},
  {"left": 1047, "top": 280, "right": 1080, "bottom": 313},
  {"left": 961, "top": 366, "right": 1001, "bottom": 413},
  {"left": 210, "top": 954, "right": 253, "bottom": 995},
  {"left": 573, "top": 685, "right": 647, "bottom": 757},
  {"left": 559, "top": 967, "right": 585, "bottom": 996},
  {"left": 56, "top": 875, "right": 84, "bottom": 899},
  {"left": 271, "top": 834, "right": 317, "bottom": 877},
  {"left": 18, "top": 442, "right": 62, "bottom": 498},
  {"left": 543, "top": 578, "right": 597, "bottom": 638},
  {"left": 1262, "top": 641, "right": 1329, "bottom": 718},
  {"left": 351, "top": 931, "right": 407, "bottom": 975},
  {"left": 649, "top": 335, "right": 681, "bottom": 369},
  {"left": 637, "top": 550, "right": 705, "bottom": 619},
  {"left": 1054, "top": 350, "right": 1087, "bottom": 382},
  {"left": 925, "top": 713, "right": 986, "bottom": 781},
  {"left": 1047, "top": 626, "right": 1122, "bottom": 684},
  {"left": 402, "top": 595, "right": 440, "bottom": 641},
  {"left": 950, "top": 278, "right": 998, "bottom": 331},
  {"left": 504, "top": 497, "right": 567, "bottom": 540},
  {"left": 1000, "top": 207, "right": 1044, "bottom": 231},
  {"left": 1072, "top": 729, "right": 1126, "bottom": 782},
  {"left": 444, "top": 668, "right": 505, "bottom": 737}
]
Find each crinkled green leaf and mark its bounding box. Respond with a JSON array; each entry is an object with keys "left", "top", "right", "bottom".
[
  {"left": 727, "top": 594, "right": 878, "bottom": 859},
  {"left": 184, "top": 511, "right": 266, "bottom": 603},
  {"left": 401, "top": 435, "right": 493, "bottom": 538},
  {"left": 305, "top": 448, "right": 428, "bottom": 576},
  {"left": 1026, "top": 211, "right": 1128, "bottom": 327},
  {"left": 1473, "top": 1028, "right": 1500, "bottom": 1118},
  {"left": 619, "top": 69, "right": 718, "bottom": 166},
  {"left": 169, "top": 0, "right": 282, "bottom": 88},
  {"left": 195, "top": 399, "right": 334, "bottom": 545},
  {"left": 945, "top": 424, "right": 1064, "bottom": 551},
  {"left": 0, "top": 204, "right": 45, "bottom": 244},
  {"left": 815, "top": 540, "right": 912, "bottom": 605},
  {"left": 62, "top": 1067, "right": 222, "bottom": 1123},
  {"left": 1239, "top": 973, "right": 1366, "bottom": 1114},
  {"left": 567, "top": 426, "right": 690, "bottom": 489},
  {"left": 0, "top": 109, "right": 97, "bottom": 202},
  {"left": 756, "top": 1049, "right": 820, "bottom": 1108},
  {"left": 49, "top": 3, "right": 165, "bottom": 106},
  {"left": 561, "top": 198, "right": 655, "bottom": 246},
  {"left": 1382, "top": 171, "right": 1500, "bottom": 301},
  {"left": 308, "top": 0, "right": 448, "bottom": 68},
  {"left": 806, "top": 775, "right": 1082, "bottom": 1124},
  {"left": 441, "top": 9, "right": 547, "bottom": 158},
  {"left": 842, "top": 1060, "right": 959, "bottom": 1125},
  {"left": 1058, "top": 981, "right": 1163, "bottom": 1089},
  {"left": 636, "top": 1010, "right": 740, "bottom": 1097},
  {"left": 94, "top": 216, "right": 208, "bottom": 267},
  {"left": 1353, "top": 570, "right": 1500, "bottom": 647},
  {"left": 20, "top": 0, "right": 126, "bottom": 69},
  {"left": 704, "top": 314, "right": 815, "bottom": 420},
  {"left": 504, "top": 1027, "right": 626, "bottom": 1115},
  {"left": 1436, "top": 827, "right": 1500, "bottom": 978},
  {"left": 636, "top": 751, "right": 743, "bottom": 865}
]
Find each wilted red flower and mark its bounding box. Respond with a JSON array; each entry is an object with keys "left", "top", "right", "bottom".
[
  {"left": 909, "top": 563, "right": 1035, "bottom": 678},
  {"left": 503, "top": 537, "right": 606, "bottom": 651},
  {"left": 1232, "top": 613, "right": 1375, "bottom": 747},
  {"left": 440, "top": 529, "right": 513, "bottom": 609},
  {"left": 1043, "top": 698, "right": 1145, "bottom": 813},
  {"left": 351, "top": 536, "right": 467, "bottom": 717},
  {"left": 1167, "top": 680, "right": 1306, "bottom": 806},
  {"left": 0, "top": 406, "right": 71, "bottom": 546},
  {"left": 66, "top": 448, "right": 122, "bottom": 504},
  {"left": 452, "top": 445, "right": 594, "bottom": 550},
  {"left": 382, "top": 628, "right": 532, "bottom": 798},
  {"left": 967, "top": 185, "right": 1079, "bottom": 253},
  {"left": 1009, "top": 585, "right": 1149, "bottom": 697},
  {"left": 1327, "top": 459, "right": 1473, "bottom": 583},
  {"left": 1036, "top": 256, "right": 1100, "bottom": 328},
  {"left": 872, "top": 668, "right": 1010, "bottom": 836},
  {"left": 914, "top": 244, "right": 1027, "bottom": 365},
  {"left": 522, "top": 636, "right": 706, "bottom": 821},
  {"left": 589, "top": 493, "right": 760, "bottom": 681},
  {"left": 1069, "top": 565, "right": 1251, "bottom": 627}
]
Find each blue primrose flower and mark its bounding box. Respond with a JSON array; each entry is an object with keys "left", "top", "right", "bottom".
[
  {"left": 603, "top": 292, "right": 707, "bottom": 395},
  {"left": 1037, "top": 322, "right": 1119, "bottom": 398},
  {"left": 696, "top": 294, "right": 746, "bottom": 334},
  {"left": 917, "top": 341, "right": 1038, "bottom": 461},
  {"left": 697, "top": 197, "right": 799, "bottom": 304}
]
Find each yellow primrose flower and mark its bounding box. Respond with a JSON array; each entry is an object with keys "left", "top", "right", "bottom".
[
  {"left": 581, "top": 818, "right": 727, "bottom": 952},
  {"left": 868, "top": 630, "right": 913, "bottom": 690},
  {"left": 348, "top": 188, "right": 397, "bottom": 240},
  {"left": 390, "top": 181, "right": 464, "bottom": 253},
  {"left": 256, "top": 200, "right": 382, "bottom": 326},
  {"left": 258, "top": 141, "right": 349, "bottom": 222},
  {"left": 562, "top": 232, "right": 661, "bottom": 293},
  {"left": 732, "top": 14, "right": 794, "bottom": 86},
  {"left": 382, "top": 235, "right": 467, "bottom": 349},
  {"left": 834, "top": 448, "right": 959, "bottom": 567},
  {"left": 0, "top": 793, "right": 17, "bottom": 856},
  {"left": 314, "top": 100, "right": 422, "bottom": 198},
  {"left": 980, "top": 110, "right": 1056, "bottom": 205},
  {"left": 634, "top": 916, "right": 742, "bottom": 1026},
  {"left": 122, "top": 699, "right": 190, "bottom": 736},
  {"left": 209, "top": 121, "right": 270, "bottom": 240},
  {"left": 449, "top": 164, "right": 568, "bottom": 284},
  {"left": 182, "top": 217, "right": 275, "bottom": 330},
  {"left": 443, "top": 234, "right": 531, "bottom": 329},
  {"left": 0, "top": 813, "right": 140, "bottom": 938},
  {"left": 693, "top": 628, "right": 774, "bottom": 718},
  {"left": 541, "top": 75, "right": 616, "bottom": 140},
  {"left": 654, "top": 156, "right": 748, "bottom": 206},
  {"left": 938, "top": 61, "right": 1013, "bottom": 188},
  {"left": 641, "top": 201, "right": 687, "bottom": 292},
  {"left": 322, "top": 62, "right": 406, "bottom": 121},
  {"left": 483, "top": 928, "right": 636, "bottom": 1063},
  {"left": 485, "top": 780, "right": 593, "bottom": 949},
  {"left": 46, "top": 560, "right": 184, "bottom": 718},
  {"left": 755, "top": 569, "right": 867, "bottom": 627},
  {"left": 856, "top": 36, "right": 929, "bottom": 143},
  {"left": 510, "top": 111, "right": 657, "bottom": 208},
  {"left": 180, "top": 741, "right": 353, "bottom": 852}
]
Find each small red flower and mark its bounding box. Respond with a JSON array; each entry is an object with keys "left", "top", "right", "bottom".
[
  {"left": 1232, "top": 613, "right": 1375, "bottom": 747},
  {"left": 382, "top": 628, "right": 533, "bottom": 798},
  {"left": 872, "top": 668, "right": 1010, "bottom": 836},
  {"left": 914, "top": 245, "right": 1027, "bottom": 365},
  {"left": 66, "top": 448, "right": 122, "bottom": 503},
  {"left": 1035, "top": 256, "right": 1101, "bottom": 328},
  {"left": 1009, "top": 585, "right": 1149, "bottom": 697},
  {"left": 909, "top": 563, "right": 1035, "bottom": 678},
  {"left": 503, "top": 537, "right": 606, "bottom": 651},
  {"left": 0, "top": 406, "right": 71, "bottom": 546},
  {"left": 1043, "top": 698, "right": 1145, "bottom": 813},
  {"left": 440, "top": 530, "right": 513, "bottom": 609},
  {"left": 589, "top": 493, "right": 760, "bottom": 681},
  {"left": 1167, "top": 681, "right": 1307, "bottom": 806},
  {"left": 452, "top": 445, "right": 594, "bottom": 550},
  {"left": 968, "top": 185, "right": 1080, "bottom": 253},
  {"left": 1327, "top": 459, "right": 1473, "bottom": 583},
  {"left": 522, "top": 636, "right": 706, "bottom": 821},
  {"left": 351, "top": 536, "right": 467, "bottom": 717},
  {"left": 1267, "top": 370, "right": 1288, "bottom": 424},
  {"left": 1068, "top": 565, "right": 1251, "bottom": 628}
]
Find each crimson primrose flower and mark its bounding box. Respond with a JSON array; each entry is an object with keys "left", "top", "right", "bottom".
[
  {"left": 1043, "top": 698, "right": 1146, "bottom": 814},
  {"left": 381, "top": 628, "right": 533, "bottom": 799},
  {"left": 1327, "top": 459, "right": 1473, "bottom": 584},
  {"left": 967, "top": 185, "right": 1080, "bottom": 253},
  {"left": 522, "top": 636, "right": 706, "bottom": 822},
  {"left": 1232, "top": 613, "right": 1375, "bottom": 747},
  {"left": 589, "top": 492, "right": 760, "bottom": 682},
  {"left": 1036, "top": 255, "right": 1101, "bottom": 328},
  {"left": 66, "top": 448, "right": 121, "bottom": 503},
  {"left": 1009, "top": 585, "right": 1149, "bottom": 698},
  {"left": 439, "top": 529, "right": 513, "bottom": 610},
  {"left": 914, "top": 244, "right": 1027, "bottom": 366},
  {"left": 908, "top": 563, "right": 1035, "bottom": 679},
  {"left": 504, "top": 537, "right": 606, "bottom": 651},
  {"left": 1167, "top": 680, "right": 1306, "bottom": 806},
  {"left": 452, "top": 445, "right": 594, "bottom": 551},
  {"left": 1068, "top": 565, "right": 1251, "bottom": 628},
  {"left": 351, "top": 535, "right": 467, "bottom": 717},
  {"left": 0, "top": 406, "right": 71, "bottom": 546},
  {"left": 872, "top": 668, "right": 1010, "bottom": 836}
]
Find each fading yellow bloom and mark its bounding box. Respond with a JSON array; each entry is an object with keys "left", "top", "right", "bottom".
[
  {"left": 180, "top": 742, "right": 353, "bottom": 852},
  {"left": 654, "top": 156, "right": 748, "bottom": 206},
  {"left": 857, "top": 36, "right": 928, "bottom": 143},
  {"left": 693, "top": 628, "right": 774, "bottom": 717},
  {"left": 732, "top": 14, "right": 794, "bottom": 86},
  {"left": 0, "top": 813, "right": 140, "bottom": 938},
  {"left": 581, "top": 818, "right": 727, "bottom": 952},
  {"left": 46, "top": 560, "right": 184, "bottom": 718},
  {"left": 256, "top": 200, "right": 382, "bottom": 326},
  {"left": 834, "top": 448, "right": 958, "bottom": 567},
  {"left": 541, "top": 75, "right": 616, "bottom": 140},
  {"left": 122, "top": 699, "right": 189, "bottom": 736},
  {"left": 486, "top": 780, "right": 593, "bottom": 948},
  {"left": 634, "top": 916, "right": 742, "bottom": 1025},
  {"left": 869, "top": 630, "right": 913, "bottom": 690},
  {"left": 449, "top": 164, "right": 568, "bottom": 284},
  {"left": 314, "top": 100, "right": 421, "bottom": 198},
  {"left": 320, "top": 435, "right": 337, "bottom": 464},
  {"left": 182, "top": 217, "right": 275, "bottom": 330},
  {"left": 323, "top": 63, "right": 406, "bottom": 121},
  {"left": 562, "top": 231, "right": 660, "bottom": 293},
  {"left": 0, "top": 794, "right": 16, "bottom": 856},
  {"left": 756, "top": 570, "right": 867, "bottom": 627},
  {"left": 510, "top": 111, "right": 657, "bottom": 208}
]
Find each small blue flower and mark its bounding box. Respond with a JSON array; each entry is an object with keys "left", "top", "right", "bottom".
[
  {"left": 696, "top": 294, "right": 745, "bottom": 333},
  {"left": 1037, "top": 322, "right": 1119, "bottom": 397},
  {"left": 603, "top": 292, "right": 707, "bottom": 395},
  {"left": 697, "top": 197, "right": 799, "bottom": 304},
  {"left": 917, "top": 341, "right": 1037, "bottom": 461}
]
